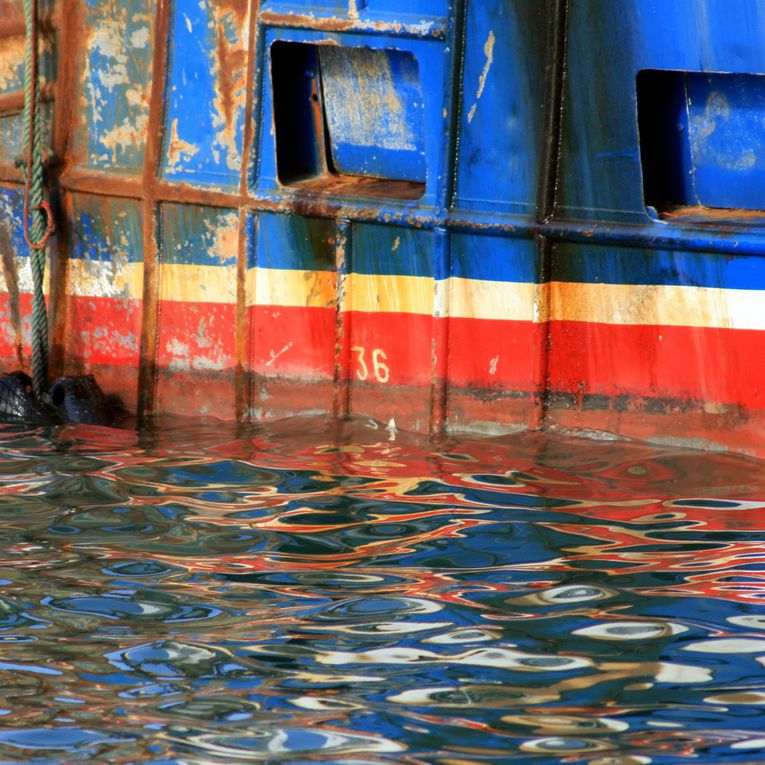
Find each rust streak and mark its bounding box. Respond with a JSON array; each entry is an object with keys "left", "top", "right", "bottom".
[
  {"left": 332, "top": 220, "right": 351, "bottom": 418},
  {"left": 154, "top": 179, "right": 245, "bottom": 208},
  {"left": 258, "top": 11, "right": 447, "bottom": 40},
  {"left": 138, "top": 0, "right": 172, "bottom": 420},
  {"left": 48, "top": 0, "right": 84, "bottom": 378},
  {"left": 211, "top": 0, "right": 248, "bottom": 174},
  {"left": 235, "top": 207, "right": 249, "bottom": 420},
  {"left": 238, "top": 0, "right": 260, "bottom": 198},
  {"left": 0, "top": 84, "right": 54, "bottom": 117},
  {"left": 0, "top": 163, "right": 25, "bottom": 184},
  {"left": 60, "top": 168, "right": 145, "bottom": 199},
  {"left": 235, "top": 0, "right": 261, "bottom": 422},
  {"left": 0, "top": 13, "right": 58, "bottom": 38},
  {"left": 214, "top": 25, "right": 239, "bottom": 147}
]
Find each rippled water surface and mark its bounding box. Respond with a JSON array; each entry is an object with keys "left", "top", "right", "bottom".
[{"left": 0, "top": 416, "right": 765, "bottom": 763}]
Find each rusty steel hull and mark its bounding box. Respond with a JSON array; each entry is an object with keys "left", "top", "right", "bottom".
[{"left": 2, "top": 1, "right": 765, "bottom": 454}]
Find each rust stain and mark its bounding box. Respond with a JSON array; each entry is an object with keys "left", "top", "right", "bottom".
[
  {"left": 0, "top": 36, "right": 25, "bottom": 92},
  {"left": 289, "top": 174, "right": 424, "bottom": 201},
  {"left": 660, "top": 205, "right": 765, "bottom": 223},
  {"left": 133, "top": 0, "right": 172, "bottom": 419},
  {"left": 303, "top": 270, "right": 338, "bottom": 308},
  {"left": 0, "top": 83, "right": 54, "bottom": 117},
  {"left": 211, "top": 0, "right": 249, "bottom": 171},
  {"left": 258, "top": 11, "right": 447, "bottom": 39}
]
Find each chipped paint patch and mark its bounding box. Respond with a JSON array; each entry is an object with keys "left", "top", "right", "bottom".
[
  {"left": 467, "top": 30, "right": 495, "bottom": 123},
  {"left": 266, "top": 342, "right": 294, "bottom": 367},
  {"left": 691, "top": 90, "right": 757, "bottom": 171},
  {"left": 166, "top": 117, "right": 200, "bottom": 169}
]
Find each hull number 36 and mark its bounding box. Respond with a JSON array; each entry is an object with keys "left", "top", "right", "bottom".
[{"left": 352, "top": 347, "right": 391, "bottom": 384}]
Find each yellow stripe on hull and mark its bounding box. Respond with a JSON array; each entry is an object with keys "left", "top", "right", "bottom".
[
  {"left": 68, "top": 260, "right": 144, "bottom": 301},
  {"left": 448, "top": 277, "right": 538, "bottom": 322},
  {"left": 160, "top": 263, "right": 237, "bottom": 304},
  {"left": 246, "top": 267, "right": 337, "bottom": 309},
  {"left": 346, "top": 273, "right": 434, "bottom": 315},
  {"left": 550, "top": 282, "right": 765, "bottom": 330}
]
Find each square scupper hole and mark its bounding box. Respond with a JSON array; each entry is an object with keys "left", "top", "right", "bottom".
[
  {"left": 271, "top": 41, "right": 426, "bottom": 200},
  {"left": 638, "top": 69, "right": 765, "bottom": 222}
]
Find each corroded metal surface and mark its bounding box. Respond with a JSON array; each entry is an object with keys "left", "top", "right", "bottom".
[{"left": 2, "top": 1, "right": 765, "bottom": 454}]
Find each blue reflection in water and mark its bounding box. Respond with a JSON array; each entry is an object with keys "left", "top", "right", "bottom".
[{"left": 0, "top": 417, "right": 762, "bottom": 762}]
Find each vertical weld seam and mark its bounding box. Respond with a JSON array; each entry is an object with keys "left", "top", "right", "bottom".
[
  {"left": 539, "top": 0, "right": 569, "bottom": 223},
  {"left": 333, "top": 219, "right": 351, "bottom": 418},
  {"left": 235, "top": 0, "right": 261, "bottom": 421},
  {"left": 239, "top": 0, "right": 260, "bottom": 197},
  {"left": 137, "top": 0, "right": 172, "bottom": 419},
  {"left": 236, "top": 209, "right": 252, "bottom": 420},
  {"left": 428, "top": 0, "right": 465, "bottom": 432},
  {"left": 532, "top": 235, "right": 552, "bottom": 430},
  {"left": 47, "top": 188, "right": 70, "bottom": 378},
  {"left": 138, "top": 203, "right": 160, "bottom": 419},
  {"left": 443, "top": 0, "right": 469, "bottom": 212},
  {"left": 430, "top": 228, "right": 450, "bottom": 434},
  {"left": 48, "top": 0, "right": 82, "bottom": 377},
  {"left": 246, "top": 16, "right": 268, "bottom": 195},
  {"left": 535, "top": 0, "right": 569, "bottom": 429},
  {"left": 51, "top": 0, "right": 81, "bottom": 165}
]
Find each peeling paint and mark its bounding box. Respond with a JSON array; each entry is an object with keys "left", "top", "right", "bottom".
[
  {"left": 166, "top": 117, "right": 200, "bottom": 168},
  {"left": 161, "top": 0, "right": 249, "bottom": 187},
  {"left": 467, "top": 30, "right": 495, "bottom": 123},
  {"left": 691, "top": 90, "right": 757, "bottom": 171},
  {"left": 75, "top": 0, "right": 154, "bottom": 171}
]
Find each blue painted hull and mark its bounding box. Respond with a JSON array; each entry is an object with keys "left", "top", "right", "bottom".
[{"left": 1, "top": 1, "right": 765, "bottom": 453}]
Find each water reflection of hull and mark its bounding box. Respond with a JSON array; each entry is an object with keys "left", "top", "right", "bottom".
[{"left": 0, "top": 418, "right": 764, "bottom": 761}]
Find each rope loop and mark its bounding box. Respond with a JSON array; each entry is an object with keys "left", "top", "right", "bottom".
[{"left": 23, "top": 199, "right": 55, "bottom": 251}]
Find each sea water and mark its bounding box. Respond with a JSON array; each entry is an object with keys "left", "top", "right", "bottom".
[{"left": 0, "top": 415, "right": 763, "bottom": 764}]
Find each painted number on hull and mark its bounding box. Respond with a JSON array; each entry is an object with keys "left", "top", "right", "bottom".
[{"left": 352, "top": 347, "right": 390, "bottom": 383}]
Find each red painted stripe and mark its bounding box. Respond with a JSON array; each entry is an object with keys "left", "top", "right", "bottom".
[
  {"left": 549, "top": 321, "right": 765, "bottom": 408},
  {"left": 66, "top": 295, "right": 142, "bottom": 367},
  {"left": 246, "top": 307, "right": 546, "bottom": 390},
  {"left": 446, "top": 318, "right": 543, "bottom": 389},
  {"left": 156, "top": 301, "right": 236, "bottom": 370},
  {"left": 0, "top": 293, "right": 31, "bottom": 365},
  {"left": 249, "top": 305, "right": 336, "bottom": 378}
]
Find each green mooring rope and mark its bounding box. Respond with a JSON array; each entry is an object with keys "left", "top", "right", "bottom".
[{"left": 22, "top": 0, "right": 53, "bottom": 401}]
